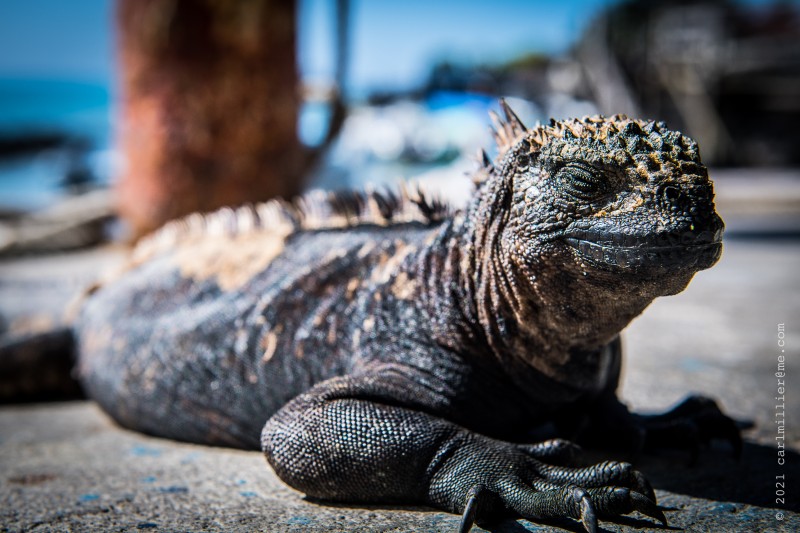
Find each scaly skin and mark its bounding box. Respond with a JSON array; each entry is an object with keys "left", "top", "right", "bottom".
[{"left": 75, "top": 101, "right": 735, "bottom": 531}]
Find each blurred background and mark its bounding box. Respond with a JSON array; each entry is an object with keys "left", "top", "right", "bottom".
[{"left": 0, "top": 0, "right": 798, "bottom": 249}]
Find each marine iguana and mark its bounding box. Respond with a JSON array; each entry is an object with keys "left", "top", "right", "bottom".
[{"left": 19, "top": 102, "right": 738, "bottom": 531}]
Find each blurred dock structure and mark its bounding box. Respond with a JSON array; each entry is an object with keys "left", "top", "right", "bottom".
[
  {"left": 577, "top": 0, "right": 800, "bottom": 167},
  {"left": 411, "top": 1, "right": 800, "bottom": 168}
]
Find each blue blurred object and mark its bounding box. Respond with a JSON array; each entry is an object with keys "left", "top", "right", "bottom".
[
  {"left": 0, "top": 78, "right": 114, "bottom": 211},
  {"left": 0, "top": 79, "right": 110, "bottom": 137}
]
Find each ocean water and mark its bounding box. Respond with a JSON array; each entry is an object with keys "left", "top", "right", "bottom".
[{"left": 0, "top": 78, "right": 114, "bottom": 211}]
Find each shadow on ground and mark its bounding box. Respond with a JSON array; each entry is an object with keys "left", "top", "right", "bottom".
[{"left": 635, "top": 442, "right": 799, "bottom": 512}]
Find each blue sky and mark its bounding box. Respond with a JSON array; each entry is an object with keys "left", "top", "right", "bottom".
[
  {"left": 300, "top": 0, "right": 621, "bottom": 93},
  {"left": 0, "top": 0, "right": 792, "bottom": 92},
  {"left": 0, "top": 0, "right": 114, "bottom": 82},
  {"left": 0, "top": 0, "right": 627, "bottom": 90}
]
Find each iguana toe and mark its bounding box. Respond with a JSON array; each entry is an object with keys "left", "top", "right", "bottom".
[
  {"left": 517, "top": 438, "right": 584, "bottom": 466},
  {"left": 536, "top": 460, "right": 657, "bottom": 503},
  {"left": 500, "top": 482, "right": 598, "bottom": 531},
  {"left": 586, "top": 486, "right": 667, "bottom": 526}
]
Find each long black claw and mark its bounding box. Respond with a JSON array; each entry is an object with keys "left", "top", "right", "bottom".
[
  {"left": 579, "top": 494, "right": 598, "bottom": 533},
  {"left": 632, "top": 470, "right": 657, "bottom": 503},
  {"left": 458, "top": 485, "right": 483, "bottom": 533},
  {"left": 630, "top": 491, "right": 668, "bottom": 526}
]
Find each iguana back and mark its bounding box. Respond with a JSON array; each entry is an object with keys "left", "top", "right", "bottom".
[{"left": 77, "top": 192, "right": 449, "bottom": 448}]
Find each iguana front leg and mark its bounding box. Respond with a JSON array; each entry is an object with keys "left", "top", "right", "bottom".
[{"left": 261, "top": 365, "right": 665, "bottom": 532}]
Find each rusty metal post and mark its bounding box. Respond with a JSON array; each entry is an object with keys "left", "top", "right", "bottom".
[{"left": 115, "top": 0, "right": 304, "bottom": 238}]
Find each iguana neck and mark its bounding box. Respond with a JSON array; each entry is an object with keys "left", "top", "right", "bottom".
[{"left": 428, "top": 191, "right": 670, "bottom": 383}]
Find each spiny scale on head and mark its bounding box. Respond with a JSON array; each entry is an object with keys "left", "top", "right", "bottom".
[{"left": 489, "top": 98, "right": 696, "bottom": 164}]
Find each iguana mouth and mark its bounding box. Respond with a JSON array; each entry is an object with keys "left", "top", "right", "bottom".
[{"left": 564, "top": 227, "right": 723, "bottom": 270}]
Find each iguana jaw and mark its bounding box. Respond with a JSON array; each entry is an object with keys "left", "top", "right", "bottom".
[
  {"left": 565, "top": 237, "right": 722, "bottom": 271},
  {"left": 563, "top": 225, "right": 723, "bottom": 273}
]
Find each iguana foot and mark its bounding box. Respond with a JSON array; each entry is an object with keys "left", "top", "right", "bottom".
[
  {"left": 457, "top": 459, "right": 666, "bottom": 533},
  {"left": 642, "top": 395, "right": 748, "bottom": 462},
  {"left": 436, "top": 438, "right": 667, "bottom": 533}
]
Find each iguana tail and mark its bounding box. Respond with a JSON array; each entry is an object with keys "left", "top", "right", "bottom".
[{"left": 0, "top": 328, "right": 84, "bottom": 402}]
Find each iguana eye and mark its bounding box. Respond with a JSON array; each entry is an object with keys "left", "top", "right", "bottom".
[{"left": 556, "top": 162, "right": 609, "bottom": 201}]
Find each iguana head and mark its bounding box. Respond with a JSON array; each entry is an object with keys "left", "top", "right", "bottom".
[{"left": 476, "top": 101, "right": 723, "bottom": 300}]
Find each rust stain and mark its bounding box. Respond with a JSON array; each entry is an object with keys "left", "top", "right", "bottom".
[
  {"left": 327, "top": 321, "right": 337, "bottom": 344},
  {"left": 356, "top": 242, "right": 376, "bottom": 258},
  {"left": 390, "top": 271, "right": 417, "bottom": 300},
  {"left": 260, "top": 331, "right": 277, "bottom": 363},
  {"left": 369, "top": 241, "right": 416, "bottom": 285},
  {"left": 8, "top": 473, "right": 57, "bottom": 485},
  {"left": 345, "top": 277, "right": 360, "bottom": 298},
  {"left": 594, "top": 192, "right": 644, "bottom": 218}
]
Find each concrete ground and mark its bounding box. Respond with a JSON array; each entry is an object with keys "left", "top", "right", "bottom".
[{"left": 1, "top": 170, "right": 799, "bottom": 532}]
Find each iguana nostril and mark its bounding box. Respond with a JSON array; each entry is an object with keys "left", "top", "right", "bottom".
[
  {"left": 663, "top": 186, "right": 680, "bottom": 202},
  {"left": 660, "top": 184, "right": 693, "bottom": 216}
]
